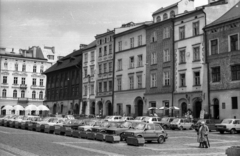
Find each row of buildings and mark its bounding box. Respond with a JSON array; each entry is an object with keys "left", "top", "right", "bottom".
[{"left": 1, "top": 0, "right": 239, "bottom": 119}]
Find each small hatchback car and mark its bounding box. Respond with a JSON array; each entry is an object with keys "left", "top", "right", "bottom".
[
  {"left": 122, "top": 123, "right": 168, "bottom": 144},
  {"left": 170, "top": 118, "right": 193, "bottom": 130},
  {"left": 215, "top": 118, "right": 240, "bottom": 134}
]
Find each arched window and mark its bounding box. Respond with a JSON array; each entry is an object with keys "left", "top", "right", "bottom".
[
  {"left": 156, "top": 16, "right": 161, "bottom": 22},
  {"left": 21, "top": 90, "right": 25, "bottom": 98},
  {"left": 40, "top": 66, "right": 44, "bottom": 73},
  {"left": 32, "top": 91, "right": 36, "bottom": 99},
  {"left": 170, "top": 10, "right": 175, "bottom": 18},
  {"left": 15, "top": 63, "right": 18, "bottom": 71},
  {"left": 33, "top": 65, "right": 37, "bottom": 73},
  {"left": 22, "top": 64, "right": 26, "bottom": 72},
  {"left": 163, "top": 13, "right": 168, "bottom": 20},
  {"left": 2, "top": 89, "right": 7, "bottom": 98},
  {"left": 13, "top": 90, "right": 17, "bottom": 98},
  {"left": 39, "top": 91, "right": 43, "bottom": 99}
]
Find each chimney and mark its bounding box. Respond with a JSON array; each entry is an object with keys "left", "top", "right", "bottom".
[
  {"left": 12, "top": 48, "right": 14, "bottom": 52},
  {"left": 33, "top": 47, "right": 37, "bottom": 58},
  {"left": 52, "top": 47, "right": 55, "bottom": 54},
  {"left": 107, "top": 29, "right": 110, "bottom": 32},
  {"left": 79, "top": 44, "right": 87, "bottom": 49}
]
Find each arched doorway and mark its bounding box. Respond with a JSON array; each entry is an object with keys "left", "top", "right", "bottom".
[
  {"left": 53, "top": 104, "right": 57, "bottom": 114},
  {"left": 74, "top": 103, "right": 79, "bottom": 114},
  {"left": 105, "top": 101, "right": 113, "bottom": 116},
  {"left": 181, "top": 102, "right": 187, "bottom": 117},
  {"left": 193, "top": 99, "right": 202, "bottom": 118},
  {"left": 213, "top": 98, "right": 219, "bottom": 119},
  {"left": 82, "top": 101, "right": 87, "bottom": 115},
  {"left": 98, "top": 101, "right": 103, "bottom": 115},
  {"left": 91, "top": 102, "right": 95, "bottom": 115},
  {"left": 134, "top": 97, "right": 144, "bottom": 116}
]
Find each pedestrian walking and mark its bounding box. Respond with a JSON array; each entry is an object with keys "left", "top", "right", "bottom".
[{"left": 198, "top": 121, "right": 209, "bottom": 148}]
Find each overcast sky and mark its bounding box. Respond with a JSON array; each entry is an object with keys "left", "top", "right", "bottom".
[{"left": 0, "top": 0, "right": 239, "bottom": 56}]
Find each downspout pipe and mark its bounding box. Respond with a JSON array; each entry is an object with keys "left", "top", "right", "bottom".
[
  {"left": 171, "top": 18, "right": 175, "bottom": 117},
  {"left": 112, "top": 34, "right": 115, "bottom": 116}
]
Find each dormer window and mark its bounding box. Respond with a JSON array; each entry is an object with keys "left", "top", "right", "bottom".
[
  {"left": 47, "top": 55, "right": 54, "bottom": 60},
  {"left": 163, "top": 13, "right": 168, "bottom": 20},
  {"left": 170, "top": 10, "right": 175, "bottom": 18},
  {"left": 156, "top": 16, "right": 161, "bottom": 22}
]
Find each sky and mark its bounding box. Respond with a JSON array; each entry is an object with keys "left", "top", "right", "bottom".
[{"left": 0, "top": 0, "right": 239, "bottom": 56}]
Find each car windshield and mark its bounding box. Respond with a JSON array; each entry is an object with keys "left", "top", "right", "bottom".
[
  {"left": 221, "top": 119, "right": 233, "bottom": 124},
  {"left": 134, "top": 123, "right": 146, "bottom": 130},
  {"left": 171, "top": 119, "right": 180, "bottom": 123},
  {"left": 120, "top": 122, "right": 131, "bottom": 128},
  {"left": 161, "top": 118, "right": 168, "bottom": 122}
]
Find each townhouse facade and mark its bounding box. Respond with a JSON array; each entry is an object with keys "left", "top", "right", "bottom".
[
  {"left": 0, "top": 47, "right": 52, "bottom": 115},
  {"left": 114, "top": 23, "right": 148, "bottom": 116},
  {"left": 204, "top": 2, "right": 240, "bottom": 119},
  {"left": 95, "top": 30, "right": 115, "bottom": 116},
  {"left": 82, "top": 41, "right": 97, "bottom": 115}
]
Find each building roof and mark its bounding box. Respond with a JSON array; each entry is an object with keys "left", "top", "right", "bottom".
[
  {"left": 206, "top": 1, "right": 240, "bottom": 28},
  {"left": 152, "top": 1, "right": 179, "bottom": 16}
]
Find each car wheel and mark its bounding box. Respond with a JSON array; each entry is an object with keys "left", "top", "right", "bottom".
[
  {"left": 179, "top": 126, "right": 183, "bottom": 131},
  {"left": 220, "top": 131, "right": 224, "bottom": 134},
  {"left": 157, "top": 136, "right": 164, "bottom": 144},
  {"left": 230, "top": 129, "right": 236, "bottom": 134}
]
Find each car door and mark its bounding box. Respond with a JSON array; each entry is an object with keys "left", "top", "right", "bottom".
[
  {"left": 235, "top": 120, "right": 240, "bottom": 131},
  {"left": 143, "top": 124, "right": 155, "bottom": 139}
]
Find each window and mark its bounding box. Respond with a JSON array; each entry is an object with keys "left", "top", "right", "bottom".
[
  {"left": 230, "top": 34, "right": 239, "bottom": 51},
  {"left": 2, "top": 89, "right": 6, "bottom": 98},
  {"left": 118, "top": 41, "right": 122, "bottom": 51},
  {"left": 163, "top": 49, "right": 170, "bottom": 62},
  {"left": 129, "top": 76, "right": 134, "bottom": 89},
  {"left": 109, "top": 62, "right": 112, "bottom": 72},
  {"left": 163, "top": 13, "right": 168, "bottom": 20},
  {"left": 104, "top": 81, "right": 107, "bottom": 92},
  {"left": 99, "top": 39, "right": 102, "bottom": 45},
  {"left": 232, "top": 97, "right": 238, "bottom": 109},
  {"left": 138, "top": 35, "right": 142, "bottom": 46},
  {"left": 40, "top": 66, "right": 44, "bottom": 73},
  {"left": 138, "top": 55, "right": 143, "bottom": 67},
  {"left": 105, "top": 37, "right": 107, "bottom": 43},
  {"left": 91, "top": 51, "right": 95, "bottom": 61},
  {"left": 210, "top": 39, "right": 218, "bottom": 55},
  {"left": 180, "top": 73, "right": 186, "bottom": 87},
  {"left": 32, "top": 78, "right": 36, "bottom": 86},
  {"left": 194, "top": 72, "right": 200, "bottom": 86},
  {"left": 179, "top": 49, "right": 186, "bottom": 63},
  {"left": 84, "top": 68, "right": 87, "bottom": 77},
  {"left": 163, "top": 27, "right": 170, "bottom": 39},
  {"left": 151, "top": 52, "right": 157, "bottom": 65},
  {"left": 99, "top": 48, "right": 102, "bottom": 57},
  {"left": 212, "top": 67, "right": 220, "bottom": 82},
  {"left": 21, "top": 77, "right": 25, "bottom": 84},
  {"left": 99, "top": 64, "right": 102, "bottom": 74},
  {"left": 15, "top": 63, "right": 18, "bottom": 71},
  {"left": 47, "top": 55, "right": 54, "bottom": 60},
  {"left": 151, "top": 31, "right": 157, "bottom": 42},
  {"left": 90, "top": 66, "right": 94, "bottom": 76},
  {"left": 103, "top": 63, "right": 107, "bottom": 73},
  {"left": 222, "top": 103, "right": 226, "bottom": 109},
  {"left": 3, "top": 76, "right": 7, "bottom": 84},
  {"left": 109, "top": 44, "right": 112, "bottom": 54},
  {"left": 231, "top": 65, "right": 240, "bottom": 81},
  {"left": 104, "top": 46, "right": 107, "bottom": 55},
  {"left": 193, "top": 22, "right": 199, "bottom": 36},
  {"left": 21, "top": 90, "right": 25, "bottom": 98},
  {"left": 118, "top": 59, "right": 122, "bottom": 71},
  {"left": 170, "top": 10, "right": 175, "bottom": 18},
  {"left": 40, "top": 79, "right": 43, "bottom": 86},
  {"left": 156, "top": 16, "right": 161, "bottom": 22},
  {"left": 4, "top": 62, "right": 8, "bottom": 69},
  {"left": 137, "top": 75, "right": 142, "bottom": 88},
  {"left": 13, "top": 77, "right": 18, "bottom": 84},
  {"left": 33, "top": 65, "right": 37, "bottom": 73},
  {"left": 22, "top": 64, "right": 26, "bottom": 72},
  {"left": 13, "top": 90, "right": 17, "bottom": 98},
  {"left": 99, "top": 82, "right": 102, "bottom": 92},
  {"left": 39, "top": 91, "right": 43, "bottom": 99},
  {"left": 130, "top": 38, "right": 134, "bottom": 48},
  {"left": 179, "top": 26, "right": 185, "bottom": 40},
  {"left": 84, "top": 85, "right": 87, "bottom": 95},
  {"left": 109, "top": 81, "right": 112, "bottom": 91},
  {"left": 193, "top": 47, "right": 200, "bottom": 61},
  {"left": 163, "top": 71, "right": 170, "bottom": 86},
  {"left": 90, "top": 84, "right": 94, "bottom": 94},
  {"left": 117, "top": 78, "right": 122, "bottom": 91},
  {"left": 32, "top": 91, "right": 36, "bottom": 99},
  {"left": 151, "top": 73, "right": 157, "bottom": 88},
  {"left": 129, "top": 57, "right": 134, "bottom": 68},
  {"left": 84, "top": 53, "right": 88, "bottom": 62}
]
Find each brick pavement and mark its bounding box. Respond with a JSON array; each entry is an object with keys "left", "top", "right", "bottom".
[{"left": 0, "top": 126, "right": 239, "bottom": 156}]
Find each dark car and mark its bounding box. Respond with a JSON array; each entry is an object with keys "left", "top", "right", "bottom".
[
  {"left": 158, "top": 117, "right": 175, "bottom": 129},
  {"left": 54, "top": 119, "right": 79, "bottom": 135},
  {"left": 192, "top": 119, "right": 221, "bottom": 132}
]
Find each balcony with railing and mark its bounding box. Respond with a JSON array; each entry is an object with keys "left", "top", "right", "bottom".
[
  {"left": 18, "top": 98, "right": 29, "bottom": 103},
  {"left": 30, "top": 85, "right": 45, "bottom": 90},
  {"left": 20, "top": 84, "right": 27, "bottom": 90}
]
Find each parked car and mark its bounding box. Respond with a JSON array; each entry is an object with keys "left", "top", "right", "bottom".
[
  {"left": 20, "top": 116, "right": 41, "bottom": 130},
  {"left": 158, "top": 117, "right": 175, "bottom": 129},
  {"left": 0, "top": 115, "right": 14, "bottom": 126},
  {"left": 120, "top": 116, "right": 134, "bottom": 122},
  {"left": 91, "top": 121, "right": 122, "bottom": 133},
  {"left": 192, "top": 119, "right": 221, "bottom": 132},
  {"left": 143, "top": 117, "right": 161, "bottom": 124},
  {"left": 70, "top": 119, "right": 89, "bottom": 137},
  {"left": 122, "top": 123, "right": 168, "bottom": 144},
  {"left": 132, "top": 116, "right": 148, "bottom": 122},
  {"left": 27, "top": 117, "right": 43, "bottom": 131},
  {"left": 170, "top": 118, "right": 193, "bottom": 130},
  {"left": 105, "top": 116, "right": 122, "bottom": 122},
  {"left": 3, "top": 115, "right": 18, "bottom": 127},
  {"left": 9, "top": 115, "right": 24, "bottom": 128},
  {"left": 215, "top": 118, "right": 240, "bottom": 134},
  {"left": 36, "top": 117, "right": 55, "bottom": 132},
  {"left": 44, "top": 118, "right": 66, "bottom": 133},
  {"left": 78, "top": 120, "right": 100, "bottom": 131}
]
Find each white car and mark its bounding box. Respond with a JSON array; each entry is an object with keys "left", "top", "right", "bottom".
[
  {"left": 215, "top": 119, "right": 240, "bottom": 134},
  {"left": 121, "top": 116, "right": 134, "bottom": 122},
  {"left": 143, "top": 117, "right": 161, "bottom": 123},
  {"left": 105, "top": 116, "right": 122, "bottom": 122},
  {"left": 132, "top": 116, "right": 148, "bottom": 122},
  {"left": 170, "top": 118, "right": 193, "bottom": 130}
]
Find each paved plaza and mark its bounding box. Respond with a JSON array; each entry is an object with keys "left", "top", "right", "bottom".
[{"left": 0, "top": 126, "right": 239, "bottom": 156}]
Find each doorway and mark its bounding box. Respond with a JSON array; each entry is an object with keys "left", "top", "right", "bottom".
[
  {"left": 213, "top": 98, "right": 219, "bottom": 119},
  {"left": 181, "top": 102, "right": 187, "bottom": 117}
]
